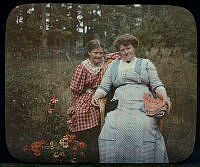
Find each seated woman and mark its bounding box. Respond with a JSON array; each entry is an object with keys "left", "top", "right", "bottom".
[{"left": 92, "top": 34, "right": 171, "bottom": 163}]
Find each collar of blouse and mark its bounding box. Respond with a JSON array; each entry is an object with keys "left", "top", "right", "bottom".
[{"left": 82, "top": 59, "right": 104, "bottom": 74}]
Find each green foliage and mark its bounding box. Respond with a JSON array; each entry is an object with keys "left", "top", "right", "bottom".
[{"left": 6, "top": 4, "right": 196, "bottom": 62}]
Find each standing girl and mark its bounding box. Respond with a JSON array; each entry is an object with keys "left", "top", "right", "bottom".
[{"left": 67, "top": 39, "right": 116, "bottom": 162}]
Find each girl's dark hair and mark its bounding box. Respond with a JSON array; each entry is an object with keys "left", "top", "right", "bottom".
[
  {"left": 84, "top": 39, "right": 104, "bottom": 57},
  {"left": 114, "top": 34, "right": 139, "bottom": 51}
]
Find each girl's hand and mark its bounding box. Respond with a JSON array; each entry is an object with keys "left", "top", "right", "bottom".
[{"left": 91, "top": 95, "right": 99, "bottom": 107}]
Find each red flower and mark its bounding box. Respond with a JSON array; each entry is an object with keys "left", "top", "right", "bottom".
[
  {"left": 31, "top": 143, "right": 38, "bottom": 149},
  {"left": 48, "top": 108, "right": 55, "bottom": 111},
  {"left": 72, "top": 145, "right": 78, "bottom": 151},
  {"left": 48, "top": 108, "right": 54, "bottom": 114},
  {"left": 70, "top": 134, "right": 77, "bottom": 140},
  {"left": 33, "top": 150, "right": 42, "bottom": 157},
  {"left": 33, "top": 141, "right": 42, "bottom": 147},
  {"left": 40, "top": 140, "right": 46, "bottom": 144},
  {"left": 30, "top": 141, "right": 45, "bottom": 152},
  {"left": 31, "top": 145, "right": 39, "bottom": 152},
  {"left": 65, "top": 132, "right": 69, "bottom": 136},
  {"left": 79, "top": 141, "right": 86, "bottom": 148},
  {"left": 67, "top": 138, "right": 73, "bottom": 143},
  {"left": 50, "top": 96, "right": 58, "bottom": 103},
  {"left": 31, "top": 147, "right": 38, "bottom": 152}
]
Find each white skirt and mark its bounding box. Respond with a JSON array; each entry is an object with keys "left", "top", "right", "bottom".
[{"left": 98, "top": 109, "right": 169, "bottom": 163}]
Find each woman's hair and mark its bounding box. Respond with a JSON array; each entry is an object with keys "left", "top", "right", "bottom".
[
  {"left": 114, "top": 34, "right": 139, "bottom": 51},
  {"left": 84, "top": 39, "right": 104, "bottom": 57}
]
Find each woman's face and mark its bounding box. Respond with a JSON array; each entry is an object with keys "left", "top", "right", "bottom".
[
  {"left": 119, "top": 44, "right": 136, "bottom": 62},
  {"left": 88, "top": 47, "right": 104, "bottom": 66}
]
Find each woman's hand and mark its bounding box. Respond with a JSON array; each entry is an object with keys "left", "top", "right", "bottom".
[
  {"left": 91, "top": 95, "right": 99, "bottom": 107},
  {"left": 163, "top": 97, "right": 172, "bottom": 114},
  {"left": 155, "top": 86, "right": 172, "bottom": 114}
]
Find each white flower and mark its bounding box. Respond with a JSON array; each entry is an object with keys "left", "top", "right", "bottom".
[
  {"left": 51, "top": 99, "right": 59, "bottom": 103},
  {"left": 48, "top": 110, "right": 53, "bottom": 114},
  {"left": 59, "top": 139, "right": 65, "bottom": 146},
  {"left": 62, "top": 142, "right": 69, "bottom": 148},
  {"left": 59, "top": 152, "right": 65, "bottom": 157},
  {"left": 53, "top": 152, "right": 59, "bottom": 158},
  {"left": 50, "top": 141, "right": 54, "bottom": 146},
  {"left": 63, "top": 135, "right": 69, "bottom": 141}
]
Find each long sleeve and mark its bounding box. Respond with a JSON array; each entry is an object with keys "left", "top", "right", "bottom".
[
  {"left": 146, "top": 60, "right": 164, "bottom": 92},
  {"left": 95, "top": 63, "right": 113, "bottom": 97}
]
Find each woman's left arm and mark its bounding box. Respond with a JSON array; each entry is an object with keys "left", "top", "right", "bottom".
[
  {"left": 146, "top": 60, "right": 171, "bottom": 113},
  {"left": 91, "top": 63, "right": 113, "bottom": 107}
]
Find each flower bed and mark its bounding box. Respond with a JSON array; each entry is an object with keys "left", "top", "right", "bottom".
[
  {"left": 20, "top": 95, "right": 86, "bottom": 163},
  {"left": 22, "top": 132, "right": 86, "bottom": 163}
]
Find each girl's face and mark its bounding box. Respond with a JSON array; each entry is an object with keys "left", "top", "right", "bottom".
[
  {"left": 119, "top": 44, "right": 136, "bottom": 62},
  {"left": 88, "top": 47, "right": 104, "bottom": 66}
]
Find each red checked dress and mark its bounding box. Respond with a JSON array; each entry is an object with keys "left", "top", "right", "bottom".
[
  {"left": 67, "top": 59, "right": 103, "bottom": 132},
  {"left": 67, "top": 53, "right": 120, "bottom": 132}
]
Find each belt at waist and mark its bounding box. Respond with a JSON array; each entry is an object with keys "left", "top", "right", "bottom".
[{"left": 115, "top": 82, "right": 147, "bottom": 89}]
